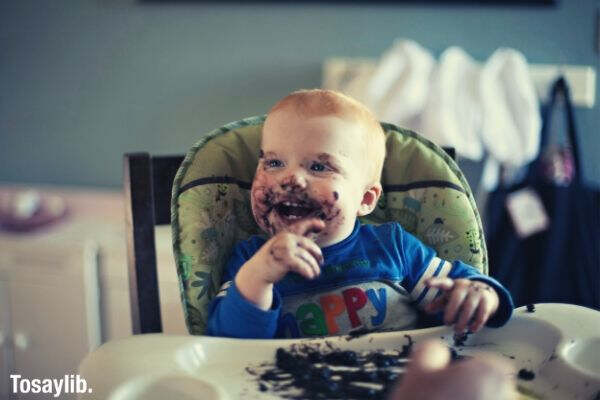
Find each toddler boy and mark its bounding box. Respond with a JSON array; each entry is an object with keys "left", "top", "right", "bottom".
[{"left": 207, "top": 89, "right": 513, "bottom": 338}]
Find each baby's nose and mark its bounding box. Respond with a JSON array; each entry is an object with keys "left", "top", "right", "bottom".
[{"left": 280, "top": 173, "right": 307, "bottom": 191}]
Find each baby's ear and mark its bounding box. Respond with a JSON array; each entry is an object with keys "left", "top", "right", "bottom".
[{"left": 358, "top": 182, "right": 382, "bottom": 216}]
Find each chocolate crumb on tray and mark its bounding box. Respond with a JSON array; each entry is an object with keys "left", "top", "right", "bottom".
[
  {"left": 345, "top": 327, "right": 378, "bottom": 341},
  {"left": 399, "top": 334, "right": 414, "bottom": 358},
  {"left": 518, "top": 369, "right": 536, "bottom": 381},
  {"left": 526, "top": 304, "right": 536, "bottom": 313},
  {"left": 453, "top": 331, "right": 471, "bottom": 347}
]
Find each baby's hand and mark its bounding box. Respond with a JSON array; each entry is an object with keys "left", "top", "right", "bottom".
[
  {"left": 424, "top": 278, "right": 499, "bottom": 334},
  {"left": 256, "top": 218, "right": 325, "bottom": 283}
]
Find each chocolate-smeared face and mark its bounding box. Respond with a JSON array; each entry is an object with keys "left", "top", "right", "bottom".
[
  {"left": 251, "top": 109, "right": 372, "bottom": 246},
  {"left": 251, "top": 168, "right": 340, "bottom": 238}
]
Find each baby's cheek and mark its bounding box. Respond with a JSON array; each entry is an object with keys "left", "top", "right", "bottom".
[
  {"left": 310, "top": 181, "right": 341, "bottom": 205},
  {"left": 251, "top": 187, "right": 268, "bottom": 211},
  {"left": 251, "top": 174, "right": 272, "bottom": 205},
  {"left": 251, "top": 173, "right": 278, "bottom": 234},
  {"left": 315, "top": 189, "right": 343, "bottom": 222}
]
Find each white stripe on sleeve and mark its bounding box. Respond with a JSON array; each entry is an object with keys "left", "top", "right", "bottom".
[
  {"left": 419, "top": 260, "right": 452, "bottom": 307},
  {"left": 410, "top": 256, "right": 444, "bottom": 301}
]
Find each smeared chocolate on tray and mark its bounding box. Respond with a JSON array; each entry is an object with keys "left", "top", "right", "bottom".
[
  {"left": 246, "top": 335, "right": 471, "bottom": 399},
  {"left": 251, "top": 340, "right": 411, "bottom": 399}
]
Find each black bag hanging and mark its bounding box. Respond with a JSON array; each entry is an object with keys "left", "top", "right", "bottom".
[{"left": 486, "top": 77, "right": 600, "bottom": 309}]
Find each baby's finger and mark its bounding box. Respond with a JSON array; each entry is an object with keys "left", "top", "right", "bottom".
[
  {"left": 454, "top": 292, "right": 480, "bottom": 334},
  {"left": 443, "top": 288, "right": 468, "bottom": 326},
  {"left": 425, "top": 276, "right": 455, "bottom": 292},
  {"left": 286, "top": 247, "right": 321, "bottom": 280},
  {"left": 296, "top": 236, "right": 324, "bottom": 266},
  {"left": 287, "top": 257, "right": 317, "bottom": 280},
  {"left": 294, "top": 248, "right": 321, "bottom": 278},
  {"left": 424, "top": 292, "right": 448, "bottom": 314},
  {"left": 289, "top": 218, "right": 325, "bottom": 238},
  {"left": 469, "top": 296, "right": 492, "bottom": 333}
]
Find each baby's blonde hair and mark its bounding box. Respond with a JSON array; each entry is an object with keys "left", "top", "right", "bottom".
[{"left": 267, "top": 89, "right": 386, "bottom": 184}]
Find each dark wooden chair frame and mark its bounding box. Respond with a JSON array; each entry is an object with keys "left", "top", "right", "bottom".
[
  {"left": 124, "top": 152, "right": 184, "bottom": 334},
  {"left": 123, "top": 147, "right": 456, "bottom": 335}
]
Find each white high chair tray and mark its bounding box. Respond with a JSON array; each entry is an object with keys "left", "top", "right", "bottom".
[{"left": 78, "top": 304, "right": 600, "bottom": 400}]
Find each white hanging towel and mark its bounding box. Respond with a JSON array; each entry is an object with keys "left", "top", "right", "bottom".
[
  {"left": 480, "top": 48, "right": 541, "bottom": 169},
  {"left": 419, "top": 46, "right": 484, "bottom": 161},
  {"left": 363, "top": 39, "right": 435, "bottom": 125}
]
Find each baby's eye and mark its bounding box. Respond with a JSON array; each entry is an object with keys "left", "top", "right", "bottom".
[
  {"left": 310, "top": 162, "right": 327, "bottom": 172},
  {"left": 265, "top": 159, "right": 283, "bottom": 169}
]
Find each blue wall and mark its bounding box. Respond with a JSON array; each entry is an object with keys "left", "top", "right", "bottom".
[{"left": 1, "top": 1, "right": 598, "bottom": 187}]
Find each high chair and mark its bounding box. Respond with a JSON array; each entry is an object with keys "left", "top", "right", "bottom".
[{"left": 167, "top": 115, "right": 486, "bottom": 336}]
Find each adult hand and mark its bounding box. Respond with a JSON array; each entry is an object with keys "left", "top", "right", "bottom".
[{"left": 388, "top": 340, "right": 517, "bottom": 400}]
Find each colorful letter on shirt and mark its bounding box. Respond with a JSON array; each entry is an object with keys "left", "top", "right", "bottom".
[
  {"left": 320, "top": 294, "right": 345, "bottom": 335},
  {"left": 342, "top": 288, "right": 367, "bottom": 328},
  {"left": 296, "top": 303, "right": 327, "bottom": 336},
  {"left": 366, "top": 288, "right": 387, "bottom": 326}
]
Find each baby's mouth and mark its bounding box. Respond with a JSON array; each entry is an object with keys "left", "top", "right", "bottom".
[{"left": 273, "top": 200, "right": 322, "bottom": 221}]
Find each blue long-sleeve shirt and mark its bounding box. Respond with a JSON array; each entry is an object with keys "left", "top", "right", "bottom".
[{"left": 207, "top": 221, "right": 513, "bottom": 338}]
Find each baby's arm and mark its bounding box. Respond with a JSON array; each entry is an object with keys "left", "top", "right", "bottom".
[
  {"left": 396, "top": 225, "right": 513, "bottom": 333},
  {"left": 206, "top": 218, "right": 324, "bottom": 338},
  {"left": 235, "top": 218, "right": 325, "bottom": 310},
  {"left": 424, "top": 277, "right": 500, "bottom": 334}
]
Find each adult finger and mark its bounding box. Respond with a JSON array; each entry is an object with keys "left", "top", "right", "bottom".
[
  {"left": 456, "top": 352, "right": 518, "bottom": 399},
  {"left": 409, "top": 340, "right": 451, "bottom": 373},
  {"left": 388, "top": 340, "right": 451, "bottom": 400},
  {"left": 296, "top": 236, "right": 324, "bottom": 266},
  {"left": 391, "top": 343, "right": 517, "bottom": 400}
]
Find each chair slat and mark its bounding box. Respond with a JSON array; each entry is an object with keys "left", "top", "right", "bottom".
[{"left": 124, "top": 153, "right": 163, "bottom": 334}]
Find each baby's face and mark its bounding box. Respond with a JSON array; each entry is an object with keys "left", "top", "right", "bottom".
[{"left": 251, "top": 108, "right": 370, "bottom": 246}]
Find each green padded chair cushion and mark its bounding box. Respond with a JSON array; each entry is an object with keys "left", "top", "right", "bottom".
[{"left": 172, "top": 116, "right": 487, "bottom": 335}]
